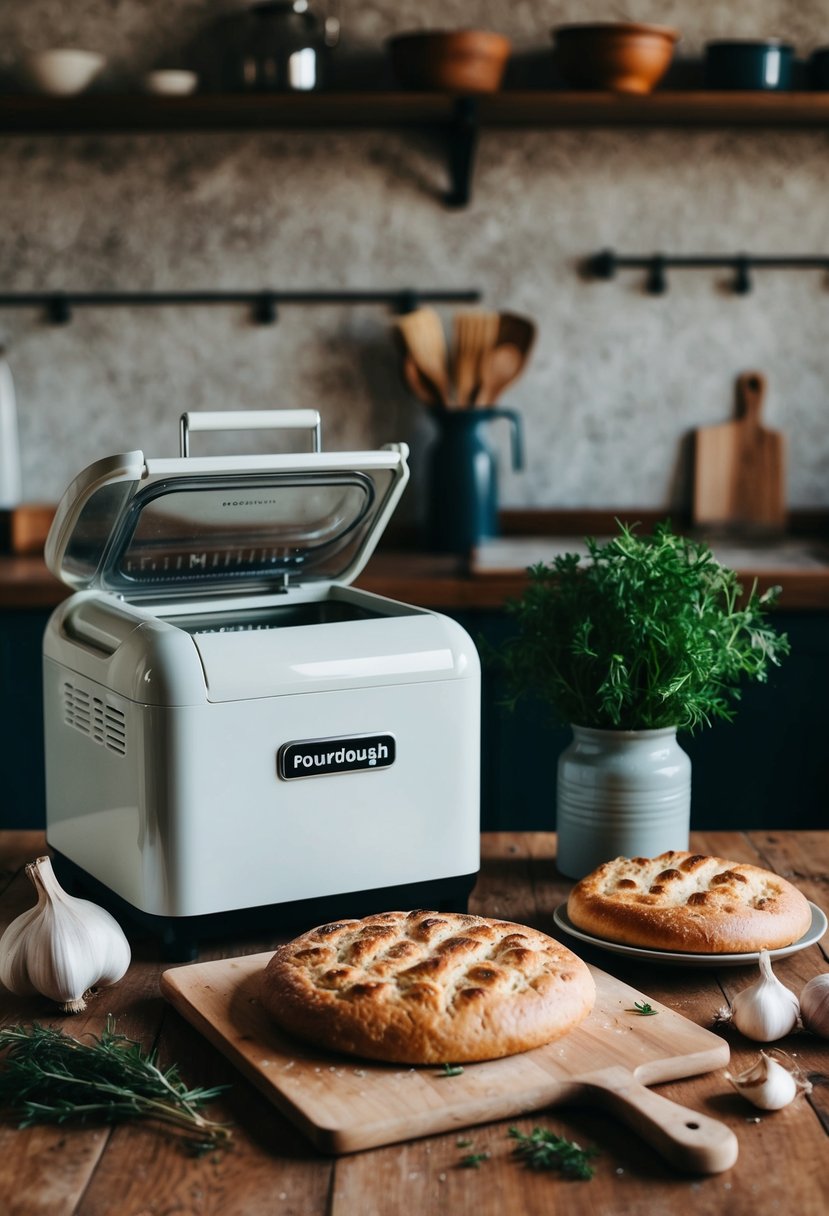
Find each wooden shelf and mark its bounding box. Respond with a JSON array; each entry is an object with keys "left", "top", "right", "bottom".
[
  {"left": 3, "top": 90, "right": 828, "bottom": 204},
  {"left": 3, "top": 90, "right": 829, "bottom": 132}
]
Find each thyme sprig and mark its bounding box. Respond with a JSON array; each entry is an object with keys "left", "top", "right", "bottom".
[
  {"left": 508, "top": 1126, "right": 599, "bottom": 1179},
  {"left": 497, "top": 521, "right": 789, "bottom": 732},
  {"left": 0, "top": 1018, "right": 231, "bottom": 1155}
]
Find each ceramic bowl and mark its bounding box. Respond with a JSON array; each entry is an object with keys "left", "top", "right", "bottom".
[
  {"left": 704, "top": 40, "right": 794, "bottom": 90},
  {"left": 552, "top": 22, "right": 679, "bottom": 94},
  {"left": 21, "top": 48, "right": 105, "bottom": 96},
  {"left": 143, "top": 70, "right": 199, "bottom": 96},
  {"left": 388, "top": 29, "right": 512, "bottom": 93}
]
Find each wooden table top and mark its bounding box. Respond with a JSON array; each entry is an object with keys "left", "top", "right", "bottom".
[{"left": 1, "top": 829, "right": 828, "bottom": 1215}]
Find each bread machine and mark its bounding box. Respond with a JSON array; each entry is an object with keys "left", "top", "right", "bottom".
[{"left": 42, "top": 411, "right": 480, "bottom": 957}]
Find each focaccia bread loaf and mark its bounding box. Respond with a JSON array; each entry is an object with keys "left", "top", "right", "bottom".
[
  {"left": 260, "top": 909, "right": 595, "bottom": 1064},
  {"left": 567, "top": 850, "right": 813, "bottom": 953}
]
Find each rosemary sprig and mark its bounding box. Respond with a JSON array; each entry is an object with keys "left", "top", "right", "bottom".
[
  {"left": 0, "top": 1017, "right": 231, "bottom": 1156},
  {"left": 627, "top": 1001, "right": 658, "bottom": 1016},
  {"left": 508, "top": 1126, "right": 599, "bottom": 1179}
]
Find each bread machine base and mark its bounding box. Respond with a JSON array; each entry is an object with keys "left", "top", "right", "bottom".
[
  {"left": 42, "top": 411, "right": 481, "bottom": 958},
  {"left": 51, "top": 851, "right": 478, "bottom": 962}
]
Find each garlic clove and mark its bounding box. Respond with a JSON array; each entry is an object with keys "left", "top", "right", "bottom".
[
  {"left": 0, "top": 856, "right": 131, "bottom": 1013},
  {"left": 800, "top": 973, "right": 829, "bottom": 1039},
  {"left": 727, "top": 950, "right": 800, "bottom": 1042},
  {"left": 725, "top": 1049, "right": 812, "bottom": 1111}
]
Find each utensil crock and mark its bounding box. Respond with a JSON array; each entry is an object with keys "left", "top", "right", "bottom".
[{"left": 426, "top": 407, "right": 523, "bottom": 554}]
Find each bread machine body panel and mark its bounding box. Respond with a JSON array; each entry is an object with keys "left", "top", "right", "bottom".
[{"left": 42, "top": 413, "right": 481, "bottom": 943}]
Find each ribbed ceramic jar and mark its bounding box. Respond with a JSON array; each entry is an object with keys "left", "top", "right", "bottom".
[{"left": 556, "top": 725, "right": 691, "bottom": 879}]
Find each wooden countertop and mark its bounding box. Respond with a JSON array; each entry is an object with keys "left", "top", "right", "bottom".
[
  {"left": 1, "top": 830, "right": 827, "bottom": 1215},
  {"left": 3, "top": 510, "right": 829, "bottom": 611},
  {"left": 4, "top": 546, "right": 829, "bottom": 613}
]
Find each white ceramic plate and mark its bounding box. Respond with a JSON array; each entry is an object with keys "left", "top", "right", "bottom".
[{"left": 553, "top": 900, "right": 828, "bottom": 968}]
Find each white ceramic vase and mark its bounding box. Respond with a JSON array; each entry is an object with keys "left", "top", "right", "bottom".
[{"left": 556, "top": 725, "right": 691, "bottom": 879}]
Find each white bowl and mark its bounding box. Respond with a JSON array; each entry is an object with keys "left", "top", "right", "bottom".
[
  {"left": 143, "top": 69, "right": 198, "bottom": 96},
  {"left": 21, "top": 48, "right": 105, "bottom": 96}
]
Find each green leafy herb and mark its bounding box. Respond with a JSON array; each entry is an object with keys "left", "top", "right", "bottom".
[
  {"left": 627, "top": 1001, "right": 658, "bottom": 1016},
  {"left": 456, "top": 1137, "right": 474, "bottom": 1147},
  {"left": 0, "top": 1018, "right": 231, "bottom": 1156},
  {"left": 459, "top": 1151, "right": 490, "bottom": 1168},
  {"left": 496, "top": 521, "right": 789, "bottom": 733},
  {"left": 508, "top": 1126, "right": 599, "bottom": 1179},
  {"left": 440, "top": 1063, "right": 464, "bottom": 1077}
]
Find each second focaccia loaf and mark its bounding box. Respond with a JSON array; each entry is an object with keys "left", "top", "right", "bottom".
[
  {"left": 567, "top": 851, "right": 813, "bottom": 953},
  {"left": 260, "top": 909, "right": 595, "bottom": 1064}
]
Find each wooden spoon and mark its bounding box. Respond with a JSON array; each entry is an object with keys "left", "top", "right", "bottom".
[
  {"left": 474, "top": 342, "right": 524, "bottom": 405},
  {"left": 395, "top": 309, "right": 451, "bottom": 407},
  {"left": 401, "top": 353, "right": 443, "bottom": 407}
]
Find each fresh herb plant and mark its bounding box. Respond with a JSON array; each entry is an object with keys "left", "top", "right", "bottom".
[
  {"left": 440, "top": 1063, "right": 464, "bottom": 1077},
  {"left": 0, "top": 1018, "right": 231, "bottom": 1155},
  {"left": 508, "top": 1126, "right": 599, "bottom": 1179},
  {"left": 497, "top": 521, "right": 789, "bottom": 732}
]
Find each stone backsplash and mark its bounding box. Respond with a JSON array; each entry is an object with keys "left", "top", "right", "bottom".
[{"left": 1, "top": 0, "right": 828, "bottom": 523}]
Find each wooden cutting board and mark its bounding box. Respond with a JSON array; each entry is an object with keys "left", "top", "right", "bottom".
[
  {"left": 693, "top": 371, "right": 786, "bottom": 531},
  {"left": 160, "top": 953, "right": 738, "bottom": 1174}
]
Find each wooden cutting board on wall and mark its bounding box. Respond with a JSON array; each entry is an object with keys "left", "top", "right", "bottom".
[
  {"left": 693, "top": 371, "right": 786, "bottom": 532},
  {"left": 161, "top": 952, "right": 738, "bottom": 1173}
]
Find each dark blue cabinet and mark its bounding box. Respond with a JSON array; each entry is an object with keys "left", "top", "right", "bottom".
[{"left": 1, "top": 606, "right": 826, "bottom": 831}]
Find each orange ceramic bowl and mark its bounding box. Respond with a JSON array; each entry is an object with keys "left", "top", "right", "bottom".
[
  {"left": 388, "top": 29, "right": 512, "bottom": 93},
  {"left": 552, "top": 22, "right": 679, "bottom": 94}
]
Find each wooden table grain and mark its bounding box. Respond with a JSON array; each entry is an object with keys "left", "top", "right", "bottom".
[{"left": 1, "top": 830, "right": 827, "bottom": 1216}]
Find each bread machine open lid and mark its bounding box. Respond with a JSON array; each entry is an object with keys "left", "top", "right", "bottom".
[{"left": 45, "top": 410, "right": 410, "bottom": 605}]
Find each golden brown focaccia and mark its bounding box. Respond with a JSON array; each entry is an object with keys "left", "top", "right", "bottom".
[
  {"left": 260, "top": 909, "right": 595, "bottom": 1064},
  {"left": 567, "top": 850, "right": 813, "bottom": 953}
]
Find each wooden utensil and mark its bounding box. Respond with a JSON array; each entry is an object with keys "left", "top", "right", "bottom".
[
  {"left": 474, "top": 341, "right": 524, "bottom": 405},
  {"left": 161, "top": 953, "right": 738, "bottom": 1173},
  {"left": 452, "top": 310, "right": 499, "bottom": 406},
  {"left": 693, "top": 371, "right": 786, "bottom": 532},
  {"left": 401, "top": 353, "right": 443, "bottom": 407},
  {"left": 394, "top": 309, "right": 452, "bottom": 407},
  {"left": 496, "top": 310, "right": 537, "bottom": 363}
]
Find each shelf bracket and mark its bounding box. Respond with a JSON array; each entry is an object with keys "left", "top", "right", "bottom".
[{"left": 445, "top": 97, "right": 479, "bottom": 209}]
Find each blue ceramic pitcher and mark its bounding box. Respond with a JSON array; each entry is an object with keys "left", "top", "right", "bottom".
[{"left": 426, "top": 407, "right": 524, "bottom": 554}]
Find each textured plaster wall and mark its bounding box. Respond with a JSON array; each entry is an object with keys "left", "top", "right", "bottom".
[{"left": 1, "top": 0, "right": 829, "bottom": 521}]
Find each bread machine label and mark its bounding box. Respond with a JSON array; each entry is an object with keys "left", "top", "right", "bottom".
[{"left": 278, "top": 733, "right": 396, "bottom": 780}]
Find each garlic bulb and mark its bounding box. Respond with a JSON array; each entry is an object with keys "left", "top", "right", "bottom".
[
  {"left": 0, "top": 855, "right": 130, "bottom": 1013},
  {"left": 725, "top": 1050, "right": 812, "bottom": 1111},
  {"left": 800, "top": 974, "right": 829, "bottom": 1038},
  {"left": 722, "top": 950, "right": 800, "bottom": 1042}
]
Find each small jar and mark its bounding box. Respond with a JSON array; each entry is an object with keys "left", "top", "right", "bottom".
[{"left": 233, "top": 1, "right": 333, "bottom": 92}]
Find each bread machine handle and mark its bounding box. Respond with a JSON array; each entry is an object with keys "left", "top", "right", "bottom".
[{"left": 179, "top": 409, "right": 322, "bottom": 457}]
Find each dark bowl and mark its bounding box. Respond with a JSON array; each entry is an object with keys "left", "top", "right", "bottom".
[{"left": 704, "top": 40, "right": 794, "bottom": 90}]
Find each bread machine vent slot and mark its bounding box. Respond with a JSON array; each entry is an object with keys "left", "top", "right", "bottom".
[{"left": 62, "top": 682, "right": 127, "bottom": 756}]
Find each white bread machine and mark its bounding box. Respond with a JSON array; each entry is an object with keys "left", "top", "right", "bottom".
[{"left": 42, "top": 411, "right": 480, "bottom": 957}]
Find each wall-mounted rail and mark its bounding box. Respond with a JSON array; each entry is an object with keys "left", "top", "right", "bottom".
[
  {"left": 0, "top": 287, "right": 481, "bottom": 326},
  {"left": 588, "top": 249, "right": 829, "bottom": 295}
]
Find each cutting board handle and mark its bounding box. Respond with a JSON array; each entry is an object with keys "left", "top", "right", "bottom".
[
  {"left": 583, "top": 1066, "right": 738, "bottom": 1174},
  {"left": 736, "top": 370, "right": 767, "bottom": 428}
]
